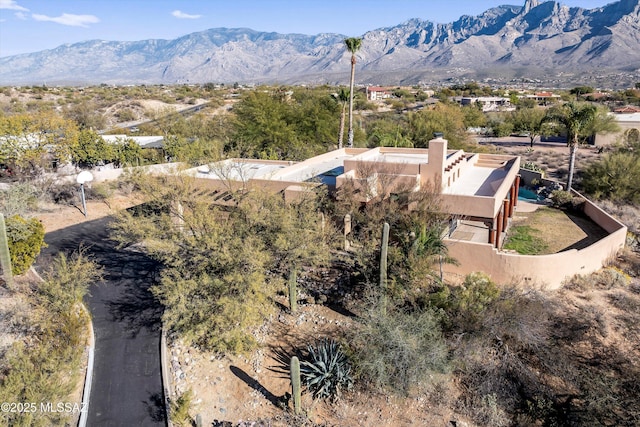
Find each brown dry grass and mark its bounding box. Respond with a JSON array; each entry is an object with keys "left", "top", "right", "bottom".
[{"left": 508, "top": 206, "right": 609, "bottom": 253}]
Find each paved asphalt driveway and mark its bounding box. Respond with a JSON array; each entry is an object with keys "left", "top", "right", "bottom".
[{"left": 37, "top": 216, "right": 165, "bottom": 426}]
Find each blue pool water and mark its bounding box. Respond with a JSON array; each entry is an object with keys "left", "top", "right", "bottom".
[{"left": 518, "top": 187, "right": 543, "bottom": 202}]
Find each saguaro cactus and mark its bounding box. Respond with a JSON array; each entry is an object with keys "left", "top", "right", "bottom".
[
  {"left": 288, "top": 268, "right": 297, "bottom": 313},
  {"left": 379, "top": 222, "right": 389, "bottom": 314},
  {"left": 290, "top": 356, "right": 302, "bottom": 415},
  {"left": 0, "top": 214, "right": 13, "bottom": 289}
]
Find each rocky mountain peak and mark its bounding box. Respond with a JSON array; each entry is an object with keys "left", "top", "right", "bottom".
[
  {"left": 0, "top": 0, "right": 638, "bottom": 86},
  {"left": 523, "top": 0, "right": 541, "bottom": 14}
]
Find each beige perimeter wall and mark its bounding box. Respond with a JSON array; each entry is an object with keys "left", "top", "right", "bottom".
[{"left": 443, "top": 196, "right": 627, "bottom": 289}]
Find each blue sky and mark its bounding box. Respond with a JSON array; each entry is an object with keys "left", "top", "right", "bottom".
[{"left": 0, "top": 0, "right": 617, "bottom": 57}]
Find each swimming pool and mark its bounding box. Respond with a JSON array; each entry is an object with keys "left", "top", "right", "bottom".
[{"left": 518, "top": 187, "right": 543, "bottom": 202}]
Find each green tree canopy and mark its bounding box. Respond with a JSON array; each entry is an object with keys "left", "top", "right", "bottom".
[
  {"left": 408, "top": 104, "right": 468, "bottom": 148},
  {"left": 543, "top": 102, "right": 618, "bottom": 190},
  {"left": 510, "top": 107, "right": 547, "bottom": 147},
  {"left": 230, "top": 87, "right": 339, "bottom": 159},
  {"left": 71, "top": 129, "right": 116, "bottom": 168},
  {"left": 110, "top": 175, "right": 333, "bottom": 353},
  {"left": 0, "top": 111, "right": 79, "bottom": 176}
]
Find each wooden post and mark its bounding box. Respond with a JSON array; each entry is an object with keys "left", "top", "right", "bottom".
[
  {"left": 344, "top": 213, "right": 352, "bottom": 251},
  {"left": 496, "top": 211, "right": 503, "bottom": 248},
  {"left": 503, "top": 199, "right": 510, "bottom": 229},
  {"left": 488, "top": 218, "right": 496, "bottom": 245}
]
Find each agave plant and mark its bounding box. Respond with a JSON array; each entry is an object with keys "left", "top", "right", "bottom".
[{"left": 300, "top": 339, "right": 353, "bottom": 402}]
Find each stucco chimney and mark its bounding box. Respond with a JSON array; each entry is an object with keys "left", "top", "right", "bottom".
[{"left": 423, "top": 137, "right": 448, "bottom": 189}]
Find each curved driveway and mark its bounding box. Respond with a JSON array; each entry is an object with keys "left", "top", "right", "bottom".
[{"left": 38, "top": 216, "right": 165, "bottom": 426}]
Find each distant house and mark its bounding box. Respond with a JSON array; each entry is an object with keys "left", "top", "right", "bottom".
[
  {"left": 460, "top": 96, "right": 515, "bottom": 112},
  {"left": 101, "top": 135, "right": 164, "bottom": 149},
  {"left": 614, "top": 106, "right": 640, "bottom": 114},
  {"left": 581, "top": 92, "right": 609, "bottom": 101},
  {"left": 595, "top": 112, "right": 640, "bottom": 146},
  {"left": 522, "top": 91, "right": 562, "bottom": 105},
  {"left": 365, "top": 86, "right": 392, "bottom": 101}
]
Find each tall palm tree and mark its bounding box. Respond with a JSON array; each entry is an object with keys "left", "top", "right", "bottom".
[
  {"left": 333, "top": 88, "right": 350, "bottom": 149},
  {"left": 544, "top": 103, "right": 617, "bottom": 191},
  {"left": 344, "top": 37, "right": 362, "bottom": 148},
  {"left": 411, "top": 223, "right": 458, "bottom": 282}
]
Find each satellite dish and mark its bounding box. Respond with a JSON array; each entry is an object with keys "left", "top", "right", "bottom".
[{"left": 76, "top": 171, "right": 94, "bottom": 184}]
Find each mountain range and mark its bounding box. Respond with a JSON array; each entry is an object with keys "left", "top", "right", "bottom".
[{"left": 0, "top": 0, "right": 639, "bottom": 86}]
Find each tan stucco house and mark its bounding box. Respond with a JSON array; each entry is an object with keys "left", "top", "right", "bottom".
[{"left": 182, "top": 137, "right": 626, "bottom": 289}]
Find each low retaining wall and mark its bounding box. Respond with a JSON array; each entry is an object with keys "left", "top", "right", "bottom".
[{"left": 41, "top": 163, "right": 184, "bottom": 185}]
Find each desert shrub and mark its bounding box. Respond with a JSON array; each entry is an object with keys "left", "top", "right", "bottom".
[
  {"left": 626, "top": 232, "right": 640, "bottom": 253},
  {"left": 596, "top": 200, "right": 640, "bottom": 235},
  {"left": 117, "top": 168, "right": 146, "bottom": 194},
  {"left": 48, "top": 182, "right": 78, "bottom": 205},
  {"left": 475, "top": 393, "right": 510, "bottom": 427},
  {"left": 38, "top": 251, "right": 102, "bottom": 312},
  {"left": 0, "top": 183, "right": 39, "bottom": 217},
  {"left": 565, "top": 267, "right": 631, "bottom": 291},
  {"left": 349, "top": 307, "right": 449, "bottom": 396},
  {"left": 115, "top": 108, "right": 136, "bottom": 122},
  {"left": 549, "top": 190, "right": 573, "bottom": 208},
  {"left": 452, "top": 285, "right": 552, "bottom": 427},
  {"left": 0, "top": 252, "right": 99, "bottom": 427},
  {"left": 521, "top": 161, "right": 544, "bottom": 175},
  {"left": 5, "top": 215, "right": 46, "bottom": 275},
  {"left": 300, "top": 340, "right": 353, "bottom": 402},
  {"left": 169, "top": 389, "right": 193, "bottom": 427},
  {"left": 429, "top": 272, "right": 501, "bottom": 332},
  {"left": 614, "top": 248, "right": 640, "bottom": 279},
  {"left": 87, "top": 182, "right": 114, "bottom": 207},
  {"left": 581, "top": 151, "right": 640, "bottom": 203}
]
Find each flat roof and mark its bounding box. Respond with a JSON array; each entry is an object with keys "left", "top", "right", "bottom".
[
  {"left": 189, "top": 160, "right": 291, "bottom": 181},
  {"left": 443, "top": 165, "right": 509, "bottom": 197},
  {"left": 614, "top": 112, "right": 640, "bottom": 123},
  {"left": 364, "top": 152, "right": 428, "bottom": 165},
  {"left": 272, "top": 154, "right": 352, "bottom": 183}
]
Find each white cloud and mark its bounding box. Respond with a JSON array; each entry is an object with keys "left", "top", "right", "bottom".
[
  {"left": 0, "top": 0, "right": 29, "bottom": 12},
  {"left": 32, "top": 13, "right": 100, "bottom": 27},
  {"left": 172, "top": 10, "right": 202, "bottom": 19},
  {"left": 14, "top": 11, "right": 27, "bottom": 20}
]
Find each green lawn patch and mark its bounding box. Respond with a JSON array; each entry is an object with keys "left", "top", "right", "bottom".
[{"left": 503, "top": 225, "right": 549, "bottom": 255}]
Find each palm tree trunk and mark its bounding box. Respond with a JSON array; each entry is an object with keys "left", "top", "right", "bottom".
[
  {"left": 566, "top": 142, "right": 578, "bottom": 191},
  {"left": 338, "top": 102, "right": 346, "bottom": 149},
  {"left": 347, "top": 56, "right": 356, "bottom": 148}
]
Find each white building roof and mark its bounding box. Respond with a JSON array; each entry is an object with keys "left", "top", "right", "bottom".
[
  {"left": 101, "top": 135, "right": 164, "bottom": 149},
  {"left": 443, "top": 165, "right": 509, "bottom": 197},
  {"left": 613, "top": 113, "right": 640, "bottom": 123}
]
